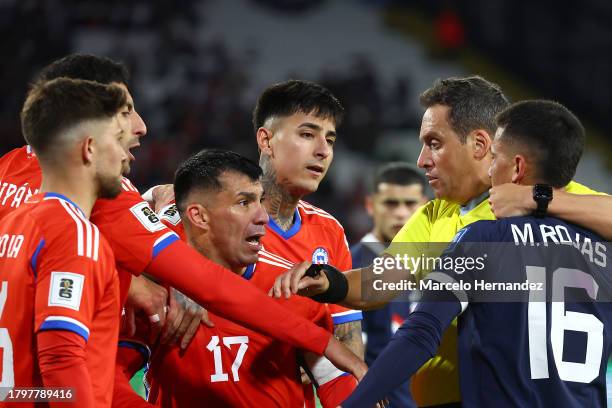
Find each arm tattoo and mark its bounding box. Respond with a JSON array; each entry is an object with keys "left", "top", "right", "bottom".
[{"left": 334, "top": 320, "right": 365, "bottom": 360}]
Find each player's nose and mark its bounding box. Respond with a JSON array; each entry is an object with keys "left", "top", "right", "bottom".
[
  {"left": 417, "top": 145, "right": 432, "bottom": 169},
  {"left": 131, "top": 110, "right": 147, "bottom": 138},
  {"left": 314, "top": 135, "right": 332, "bottom": 159},
  {"left": 395, "top": 204, "right": 411, "bottom": 220},
  {"left": 253, "top": 204, "right": 269, "bottom": 225}
]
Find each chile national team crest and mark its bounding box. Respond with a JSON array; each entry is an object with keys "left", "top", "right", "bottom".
[{"left": 312, "top": 247, "right": 329, "bottom": 264}]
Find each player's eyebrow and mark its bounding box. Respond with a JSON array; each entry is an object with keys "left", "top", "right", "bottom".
[
  {"left": 384, "top": 198, "right": 419, "bottom": 204},
  {"left": 237, "top": 191, "right": 258, "bottom": 201},
  {"left": 419, "top": 130, "right": 440, "bottom": 142},
  {"left": 298, "top": 122, "right": 337, "bottom": 137}
]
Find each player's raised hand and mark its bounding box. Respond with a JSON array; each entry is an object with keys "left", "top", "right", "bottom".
[
  {"left": 323, "top": 336, "right": 368, "bottom": 382},
  {"left": 126, "top": 274, "right": 169, "bottom": 342},
  {"left": 268, "top": 261, "right": 330, "bottom": 299},
  {"left": 151, "top": 183, "right": 175, "bottom": 213},
  {"left": 489, "top": 183, "right": 535, "bottom": 218},
  {"left": 161, "top": 287, "right": 213, "bottom": 349}
]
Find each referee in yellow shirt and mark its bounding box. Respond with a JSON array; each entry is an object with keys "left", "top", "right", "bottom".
[{"left": 270, "top": 75, "right": 611, "bottom": 407}]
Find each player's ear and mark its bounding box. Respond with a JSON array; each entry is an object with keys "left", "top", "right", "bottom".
[
  {"left": 470, "top": 129, "right": 492, "bottom": 160},
  {"left": 256, "top": 127, "right": 274, "bottom": 156},
  {"left": 185, "top": 203, "right": 210, "bottom": 231},
  {"left": 81, "top": 135, "right": 95, "bottom": 165},
  {"left": 512, "top": 154, "right": 527, "bottom": 184}
]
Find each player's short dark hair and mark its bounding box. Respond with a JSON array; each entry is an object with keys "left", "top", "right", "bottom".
[
  {"left": 252, "top": 79, "right": 345, "bottom": 132},
  {"left": 495, "top": 100, "right": 584, "bottom": 188},
  {"left": 420, "top": 76, "right": 509, "bottom": 143},
  {"left": 369, "top": 162, "right": 427, "bottom": 194},
  {"left": 21, "top": 78, "right": 126, "bottom": 158},
  {"left": 174, "top": 149, "right": 263, "bottom": 212},
  {"left": 34, "top": 54, "right": 129, "bottom": 86}
]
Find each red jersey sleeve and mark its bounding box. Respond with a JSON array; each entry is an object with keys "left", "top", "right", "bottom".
[
  {"left": 91, "top": 178, "right": 179, "bottom": 276},
  {"left": 37, "top": 330, "right": 94, "bottom": 408},
  {"left": 304, "top": 303, "right": 356, "bottom": 405},
  {"left": 146, "top": 241, "right": 331, "bottom": 355},
  {"left": 34, "top": 211, "right": 115, "bottom": 342},
  {"left": 157, "top": 202, "right": 186, "bottom": 240},
  {"left": 0, "top": 145, "right": 42, "bottom": 220},
  {"left": 328, "top": 228, "right": 362, "bottom": 325}
]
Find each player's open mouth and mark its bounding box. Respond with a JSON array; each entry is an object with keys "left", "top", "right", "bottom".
[
  {"left": 246, "top": 233, "right": 264, "bottom": 250},
  {"left": 306, "top": 165, "right": 324, "bottom": 176},
  {"left": 127, "top": 143, "right": 140, "bottom": 162}
]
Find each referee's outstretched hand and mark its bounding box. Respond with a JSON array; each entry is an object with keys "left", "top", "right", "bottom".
[{"left": 268, "top": 261, "right": 329, "bottom": 299}]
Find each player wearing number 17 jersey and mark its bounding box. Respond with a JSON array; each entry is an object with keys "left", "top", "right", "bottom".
[
  {"left": 0, "top": 78, "right": 129, "bottom": 407},
  {"left": 113, "top": 150, "right": 360, "bottom": 408},
  {"left": 343, "top": 100, "right": 612, "bottom": 407}
]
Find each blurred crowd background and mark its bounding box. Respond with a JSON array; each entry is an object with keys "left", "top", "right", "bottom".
[{"left": 1, "top": 0, "right": 611, "bottom": 244}]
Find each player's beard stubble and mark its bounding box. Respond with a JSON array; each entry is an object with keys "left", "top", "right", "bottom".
[
  {"left": 97, "top": 153, "right": 131, "bottom": 199},
  {"left": 96, "top": 171, "right": 123, "bottom": 199}
]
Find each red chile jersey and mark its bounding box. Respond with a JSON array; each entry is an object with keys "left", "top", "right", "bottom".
[
  {"left": 0, "top": 192, "right": 120, "bottom": 407},
  {"left": 0, "top": 146, "right": 41, "bottom": 220},
  {"left": 154, "top": 207, "right": 354, "bottom": 407},
  {"left": 0, "top": 146, "right": 180, "bottom": 305},
  {"left": 261, "top": 201, "right": 362, "bottom": 325},
  {"left": 90, "top": 179, "right": 178, "bottom": 305},
  {"left": 120, "top": 249, "right": 335, "bottom": 408}
]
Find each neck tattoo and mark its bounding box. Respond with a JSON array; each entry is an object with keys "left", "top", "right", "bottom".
[{"left": 260, "top": 155, "right": 300, "bottom": 232}]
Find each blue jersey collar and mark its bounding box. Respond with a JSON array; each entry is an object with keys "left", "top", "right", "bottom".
[
  {"left": 267, "top": 208, "right": 302, "bottom": 239},
  {"left": 242, "top": 264, "right": 255, "bottom": 280}
]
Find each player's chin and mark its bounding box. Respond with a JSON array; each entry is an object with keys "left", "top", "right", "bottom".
[
  {"left": 431, "top": 184, "right": 446, "bottom": 199},
  {"left": 296, "top": 179, "right": 320, "bottom": 195},
  {"left": 389, "top": 226, "right": 403, "bottom": 238},
  {"left": 121, "top": 161, "right": 131, "bottom": 176},
  {"left": 239, "top": 252, "right": 259, "bottom": 267},
  {"left": 98, "top": 177, "right": 123, "bottom": 199}
]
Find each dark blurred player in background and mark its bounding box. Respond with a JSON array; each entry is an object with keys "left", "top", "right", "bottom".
[
  {"left": 0, "top": 78, "right": 128, "bottom": 407},
  {"left": 343, "top": 99, "right": 612, "bottom": 408},
  {"left": 351, "top": 162, "right": 427, "bottom": 408},
  {"left": 0, "top": 54, "right": 370, "bottom": 378},
  {"left": 115, "top": 149, "right": 364, "bottom": 408}
]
